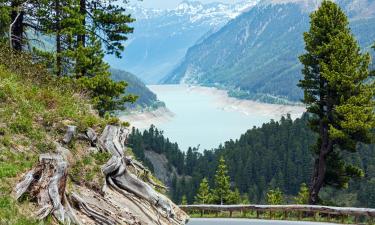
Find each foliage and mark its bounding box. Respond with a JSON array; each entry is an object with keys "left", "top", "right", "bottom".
[
  {"left": 194, "top": 178, "right": 212, "bottom": 204},
  {"left": 127, "top": 125, "right": 185, "bottom": 174},
  {"left": 163, "top": 1, "right": 375, "bottom": 103},
  {"left": 181, "top": 195, "right": 188, "bottom": 205},
  {"left": 294, "top": 183, "right": 309, "bottom": 204},
  {"left": 131, "top": 115, "right": 375, "bottom": 207},
  {"left": 0, "top": 0, "right": 136, "bottom": 115},
  {"left": 111, "top": 68, "right": 164, "bottom": 109},
  {"left": 299, "top": 0, "right": 374, "bottom": 203},
  {"left": 77, "top": 71, "right": 137, "bottom": 116},
  {"left": 0, "top": 50, "right": 107, "bottom": 223},
  {"left": 227, "top": 188, "right": 241, "bottom": 205},
  {"left": 213, "top": 157, "right": 232, "bottom": 205},
  {"left": 266, "top": 188, "right": 284, "bottom": 205}
]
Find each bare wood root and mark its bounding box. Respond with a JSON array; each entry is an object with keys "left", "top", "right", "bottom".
[
  {"left": 99, "top": 125, "right": 176, "bottom": 219},
  {"left": 15, "top": 154, "right": 79, "bottom": 224},
  {"left": 63, "top": 125, "right": 77, "bottom": 144},
  {"left": 70, "top": 193, "right": 118, "bottom": 225},
  {"left": 77, "top": 128, "right": 98, "bottom": 146}
]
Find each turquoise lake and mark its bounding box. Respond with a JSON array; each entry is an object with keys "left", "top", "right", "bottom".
[{"left": 123, "top": 85, "right": 305, "bottom": 152}]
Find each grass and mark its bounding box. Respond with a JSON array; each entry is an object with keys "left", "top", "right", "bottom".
[
  {"left": 0, "top": 46, "right": 163, "bottom": 223},
  {"left": 0, "top": 47, "right": 111, "bottom": 223},
  {"left": 0, "top": 150, "right": 39, "bottom": 224}
]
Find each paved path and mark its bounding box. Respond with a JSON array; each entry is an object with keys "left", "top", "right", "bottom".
[{"left": 187, "top": 218, "right": 341, "bottom": 225}]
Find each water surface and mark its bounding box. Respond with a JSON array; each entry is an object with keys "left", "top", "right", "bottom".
[{"left": 122, "top": 85, "right": 305, "bottom": 151}]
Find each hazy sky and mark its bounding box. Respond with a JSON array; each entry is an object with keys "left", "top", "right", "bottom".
[{"left": 128, "top": 0, "right": 244, "bottom": 9}]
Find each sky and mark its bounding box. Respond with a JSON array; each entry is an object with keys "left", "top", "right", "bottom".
[{"left": 128, "top": 0, "right": 244, "bottom": 9}]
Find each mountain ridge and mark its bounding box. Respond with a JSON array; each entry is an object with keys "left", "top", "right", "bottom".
[
  {"left": 105, "top": 0, "right": 259, "bottom": 84},
  {"left": 162, "top": 0, "right": 375, "bottom": 102}
]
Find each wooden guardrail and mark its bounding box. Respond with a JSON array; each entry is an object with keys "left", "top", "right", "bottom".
[{"left": 179, "top": 204, "right": 375, "bottom": 223}]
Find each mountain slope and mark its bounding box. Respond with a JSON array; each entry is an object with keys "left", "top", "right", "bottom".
[
  {"left": 105, "top": 1, "right": 258, "bottom": 84},
  {"left": 163, "top": 0, "right": 375, "bottom": 102},
  {"left": 110, "top": 68, "right": 164, "bottom": 109},
  {"left": 127, "top": 117, "right": 375, "bottom": 207}
]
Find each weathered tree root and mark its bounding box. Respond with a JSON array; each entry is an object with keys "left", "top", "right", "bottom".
[
  {"left": 99, "top": 125, "right": 176, "bottom": 219},
  {"left": 69, "top": 193, "right": 119, "bottom": 225},
  {"left": 15, "top": 154, "right": 79, "bottom": 224},
  {"left": 15, "top": 125, "right": 187, "bottom": 224}
]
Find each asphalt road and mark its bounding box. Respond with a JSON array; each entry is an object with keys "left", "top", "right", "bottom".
[{"left": 187, "top": 218, "right": 340, "bottom": 225}]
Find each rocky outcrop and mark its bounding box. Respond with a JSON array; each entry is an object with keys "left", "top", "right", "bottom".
[{"left": 15, "top": 125, "right": 189, "bottom": 225}]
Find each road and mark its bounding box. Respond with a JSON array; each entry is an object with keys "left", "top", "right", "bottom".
[{"left": 187, "top": 218, "right": 340, "bottom": 225}]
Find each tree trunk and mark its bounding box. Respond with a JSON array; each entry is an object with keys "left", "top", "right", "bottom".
[
  {"left": 10, "top": 0, "right": 24, "bottom": 51},
  {"left": 55, "top": 0, "right": 62, "bottom": 77},
  {"left": 75, "top": 0, "right": 86, "bottom": 78},
  {"left": 309, "top": 122, "right": 332, "bottom": 204},
  {"left": 78, "top": 0, "right": 86, "bottom": 47}
]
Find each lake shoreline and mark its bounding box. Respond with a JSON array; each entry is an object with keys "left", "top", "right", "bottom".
[{"left": 120, "top": 84, "right": 306, "bottom": 151}]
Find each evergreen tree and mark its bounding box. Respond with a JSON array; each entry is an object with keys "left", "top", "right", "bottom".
[
  {"left": 213, "top": 157, "right": 231, "bottom": 205},
  {"left": 266, "top": 188, "right": 283, "bottom": 205},
  {"left": 181, "top": 195, "right": 188, "bottom": 205},
  {"left": 227, "top": 188, "right": 241, "bottom": 204},
  {"left": 194, "top": 178, "right": 212, "bottom": 204},
  {"left": 294, "top": 183, "right": 309, "bottom": 204},
  {"left": 299, "top": 0, "right": 375, "bottom": 204}
]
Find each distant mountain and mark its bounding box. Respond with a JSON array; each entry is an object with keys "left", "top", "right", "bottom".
[
  {"left": 110, "top": 69, "right": 164, "bottom": 109},
  {"left": 105, "top": 0, "right": 259, "bottom": 84},
  {"left": 162, "top": 0, "right": 375, "bottom": 103}
]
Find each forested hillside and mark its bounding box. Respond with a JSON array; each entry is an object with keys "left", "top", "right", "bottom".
[
  {"left": 163, "top": 0, "right": 375, "bottom": 103},
  {"left": 110, "top": 69, "right": 164, "bottom": 109},
  {"left": 128, "top": 115, "right": 375, "bottom": 207}
]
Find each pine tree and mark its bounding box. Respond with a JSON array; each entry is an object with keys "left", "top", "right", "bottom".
[
  {"left": 227, "top": 188, "right": 241, "bottom": 204},
  {"left": 213, "top": 157, "right": 231, "bottom": 205},
  {"left": 266, "top": 188, "right": 283, "bottom": 205},
  {"left": 294, "top": 183, "right": 309, "bottom": 204},
  {"left": 194, "top": 178, "right": 212, "bottom": 204},
  {"left": 181, "top": 195, "right": 188, "bottom": 205},
  {"left": 299, "top": 0, "right": 375, "bottom": 204}
]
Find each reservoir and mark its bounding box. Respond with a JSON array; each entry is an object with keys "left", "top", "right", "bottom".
[{"left": 122, "top": 85, "right": 305, "bottom": 151}]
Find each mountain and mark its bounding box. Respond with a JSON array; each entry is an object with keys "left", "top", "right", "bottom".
[
  {"left": 162, "top": 0, "right": 375, "bottom": 103},
  {"left": 105, "top": 0, "right": 259, "bottom": 84},
  {"left": 110, "top": 68, "right": 164, "bottom": 109}
]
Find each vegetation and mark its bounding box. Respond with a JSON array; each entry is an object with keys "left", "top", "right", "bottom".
[
  {"left": 266, "top": 188, "right": 284, "bottom": 205},
  {"left": 0, "top": 44, "right": 123, "bottom": 222},
  {"left": 0, "top": 0, "right": 137, "bottom": 115},
  {"left": 110, "top": 68, "right": 165, "bottom": 110},
  {"left": 194, "top": 178, "right": 212, "bottom": 204},
  {"left": 299, "top": 0, "right": 374, "bottom": 204},
  {"left": 163, "top": 1, "right": 375, "bottom": 103},
  {"left": 212, "top": 157, "right": 232, "bottom": 205},
  {"left": 129, "top": 114, "right": 375, "bottom": 208}
]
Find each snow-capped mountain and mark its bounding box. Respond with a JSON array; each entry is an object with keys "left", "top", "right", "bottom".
[
  {"left": 105, "top": 0, "right": 259, "bottom": 84},
  {"left": 162, "top": 0, "right": 375, "bottom": 103}
]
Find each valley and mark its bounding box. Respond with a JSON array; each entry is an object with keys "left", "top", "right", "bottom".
[{"left": 121, "top": 84, "right": 305, "bottom": 151}]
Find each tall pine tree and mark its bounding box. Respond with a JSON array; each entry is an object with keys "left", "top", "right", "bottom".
[
  {"left": 213, "top": 157, "right": 231, "bottom": 205},
  {"left": 194, "top": 178, "right": 212, "bottom": 204},
  {"left": 299, "top": 0, "right": 375, "bottom": 204}
]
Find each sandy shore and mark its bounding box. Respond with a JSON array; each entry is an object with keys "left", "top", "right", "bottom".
[
  {"left": 149, "top": 85, "right": 306, "bottom": 119},
  {"left": 120, "top": 107, "right": 174, "bottom": 129}
]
